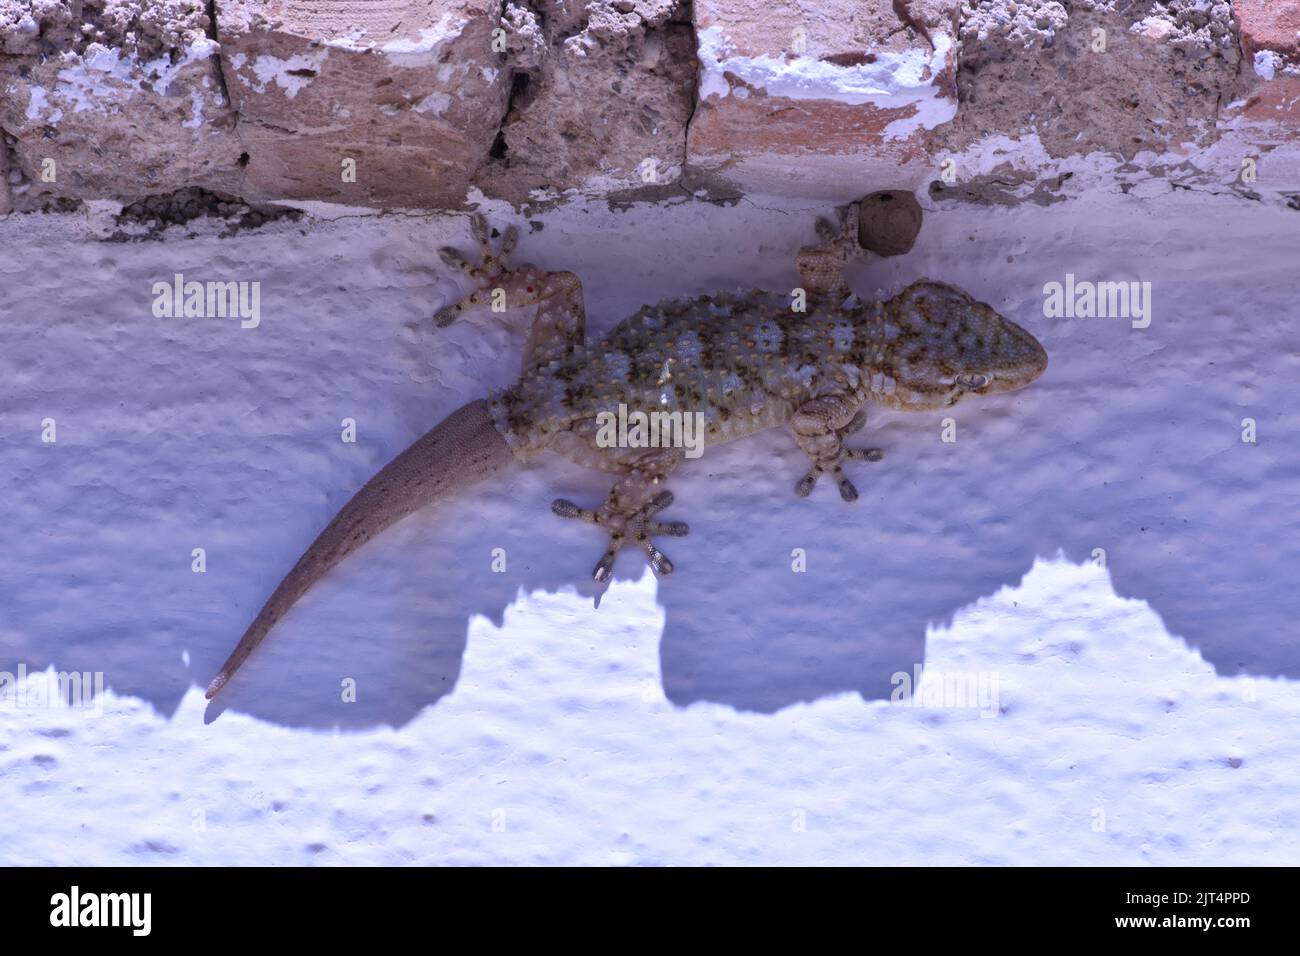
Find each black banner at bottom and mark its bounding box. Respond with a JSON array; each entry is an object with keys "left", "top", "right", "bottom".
[{"left": 0, "top": 865, "right": 1282, "bottom": 941}]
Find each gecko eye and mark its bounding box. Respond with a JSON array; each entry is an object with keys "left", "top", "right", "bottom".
[{"left": 955, "top": 373, "right": 989, "bottom": 390}]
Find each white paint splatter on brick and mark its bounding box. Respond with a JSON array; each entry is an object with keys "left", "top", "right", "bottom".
[{"left": 695, "top": 24, "right": 955, "bottom": 137}]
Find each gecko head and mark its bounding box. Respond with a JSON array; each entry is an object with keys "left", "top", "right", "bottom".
[{"left": 877, "top": 280, "right": 1048, "bottom": 410}]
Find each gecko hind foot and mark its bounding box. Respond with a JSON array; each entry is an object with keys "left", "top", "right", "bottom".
[
  {"left": 552, "top": 490, "right": 689, "bottom": 582},
  {"left": 434, "top": 213, "right": 521, "bottom": 327},
  {"left": 794, "top": 447, "right": 884, "bottom": 502}
]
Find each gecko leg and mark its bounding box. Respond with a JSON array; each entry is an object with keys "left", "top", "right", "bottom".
[
  {"left": 790, "top": 396, "right": 883, "bottom": 502},
  {"left": 551, "top": 451, "right": 687, "bottom": 582},
  {"left": 795, "top": 201, "right": 862, "bottom": 302}
]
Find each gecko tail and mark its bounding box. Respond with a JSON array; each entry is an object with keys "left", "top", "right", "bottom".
[{"left": 205, "top": 398, "right": 515, "bottom": 700}]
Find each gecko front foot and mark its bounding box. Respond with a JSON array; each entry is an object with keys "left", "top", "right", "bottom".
[
  {"left": 434, "top": 212, "right": 521, "bottom": 326},
  {"left": 552, "top": 490, "right": 689, "bottom": 582},
  {"left": 790, "top": 397, "right": 883, "bottom": 502},
  {"left": 796, "top": 200, "right": 862, "bottom": 301},
  {"left": 794, "top": 447, "right": 885, "bottom": 502}
]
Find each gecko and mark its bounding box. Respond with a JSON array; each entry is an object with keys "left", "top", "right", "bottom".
[{"left": 205, "top": 204, "right": 1047, "bottom": 699}]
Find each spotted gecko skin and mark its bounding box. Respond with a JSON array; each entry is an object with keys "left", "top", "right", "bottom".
[
  {"left": 492, "top": 283, "right": 1045, "bottom": 458},
  {"left": 206, "top": 203, "right": 1047, "bottom": 699}
]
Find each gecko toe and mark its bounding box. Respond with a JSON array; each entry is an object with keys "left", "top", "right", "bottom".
[
  {"left": 434, "top": 305, "right": 463, "bottom": 327},
  {"left": 500, "top": 225, "right": 519, "bottom": 260},
  {"left": 642, "top": 490, "right": 674, "bottom": 514},
  {"left": 825, "top": 463, "right": 859, "bottom": 502},
  {"left": 647, "top": 519, "right": 689, "bottom": 537},
  {"left": 795, "top": 446, "right": 880, "bottom": 499},
  {"left": 641, "top": 541, "right": 674, "bottom": 575},
  {"left": 552, "top": 498, "right": 591, "bottom": 521},
  {"left": 593, "top": 547, "right": 619, "bottom": 583},
  {"left": 840, "top": 410, "right": 868, "bottom": 436},
  {"left": 439, "top": 246, "right": 471, "bottom": 270},
  {"left": 469, "top": 212, "right": 491, "bottom": 249},
  {"left": 845, "top": 447, "right": 884, "bottom": 462}
]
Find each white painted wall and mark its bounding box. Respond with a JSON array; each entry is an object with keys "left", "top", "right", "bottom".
[{"left": 1, "top": 188, "right": 1295, "bottom": 864}]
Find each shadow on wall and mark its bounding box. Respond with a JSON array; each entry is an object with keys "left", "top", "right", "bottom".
[{"left": 0, "top": 203, "right": 1295, "bottom": 730}]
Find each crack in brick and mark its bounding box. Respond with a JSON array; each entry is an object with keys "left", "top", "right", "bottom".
[
  {"left": 0, "top": 129, "right": 12, "bottom": 215},
  {"left": 204, "top": 0, "right": 248, "bottom": 191}
]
